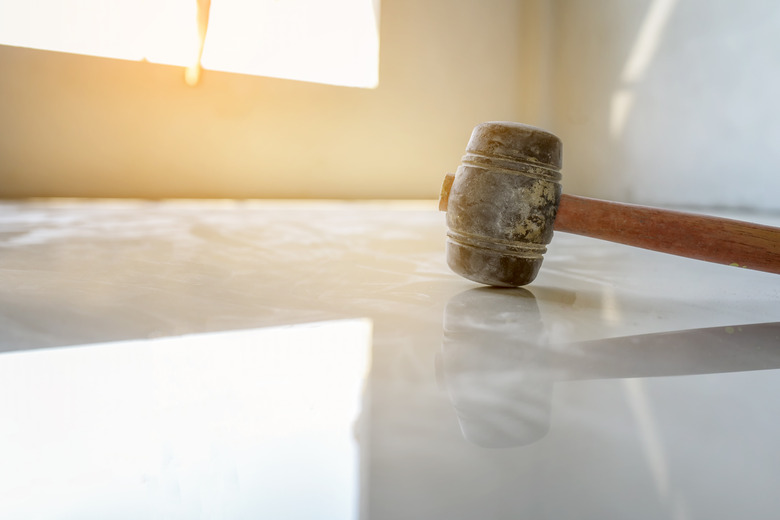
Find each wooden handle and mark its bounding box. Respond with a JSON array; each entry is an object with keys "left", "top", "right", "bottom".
[{"left": 554, "top": 194, "right": 780, "bottom": 274}]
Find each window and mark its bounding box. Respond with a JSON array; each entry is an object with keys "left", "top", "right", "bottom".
[{"left": 0, "top": 0, "right": 380, "bottom": 88}]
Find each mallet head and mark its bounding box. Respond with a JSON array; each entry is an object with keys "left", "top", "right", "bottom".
[{"left": 441, "top": 122, "right": 563, "bottom": 287}]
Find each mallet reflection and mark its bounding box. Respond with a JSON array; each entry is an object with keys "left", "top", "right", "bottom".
[{"left": 439, "top": 287, "right": 780, "bottom": 448}]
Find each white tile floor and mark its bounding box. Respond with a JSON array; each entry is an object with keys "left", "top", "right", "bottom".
[{"left": 1, "top": 200, "right": 779, "bottom": 519}]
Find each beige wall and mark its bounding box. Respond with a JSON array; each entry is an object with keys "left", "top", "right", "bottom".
[{"left": 0, "top": 0, "right": 545, "bottom": 199}]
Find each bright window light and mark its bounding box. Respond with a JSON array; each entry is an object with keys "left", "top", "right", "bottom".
[{"left": 0, "top": 0, "right": 380, "bottom": 88}]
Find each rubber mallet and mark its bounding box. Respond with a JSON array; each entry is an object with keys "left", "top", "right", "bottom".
[{"left": 439, "top": 121, "right": 780, "bottom": 287}]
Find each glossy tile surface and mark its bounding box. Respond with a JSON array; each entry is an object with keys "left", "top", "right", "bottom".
[{"left": 1, "top": 200, "right": 779, "bottom": 519}]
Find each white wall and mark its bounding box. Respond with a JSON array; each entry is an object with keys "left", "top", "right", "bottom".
[{"left": 548, "top": 0, "right": 780, "bottom": 211}]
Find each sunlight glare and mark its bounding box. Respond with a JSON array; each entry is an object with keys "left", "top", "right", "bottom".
[
  {"left": 0, "top": 0, "right": 380, "bottom": 88},
  {"left": 0, "top": 1, "right": 146, "bottom": 61},
  {"left": 202, "top": 0, "right": 379, "bottom": 88}
]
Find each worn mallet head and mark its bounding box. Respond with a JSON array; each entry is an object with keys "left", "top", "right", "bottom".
[{"left": 440, "top": 122, "right": 562, "bottom": 287}]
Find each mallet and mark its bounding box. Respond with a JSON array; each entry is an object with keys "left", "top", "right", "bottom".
[{"left": 439, "top": 121, "right": 780, "bottom": 287}]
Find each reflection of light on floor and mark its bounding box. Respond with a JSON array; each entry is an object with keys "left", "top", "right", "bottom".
[
  {"left": 624, "top": 378, "right": 692, "bottom": 520},
  {"left": 0, "top": 319, "right": 372, "bottom": 518},
  {"left": 600, "top": 285, "right": 622, "bottom": 325},
  {"left": 623, "top": 379, "right": 669, "bottom": 499},
  {"left": 0, "top": 0, "right": 379, "bottom": 88},
  {"left": 610, "top": 0, "right": 678, "bottom": 138}
]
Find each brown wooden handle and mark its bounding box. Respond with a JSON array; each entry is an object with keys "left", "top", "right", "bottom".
[{"left": 554, "top": 194, "right": 780, "bottom": 274}]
